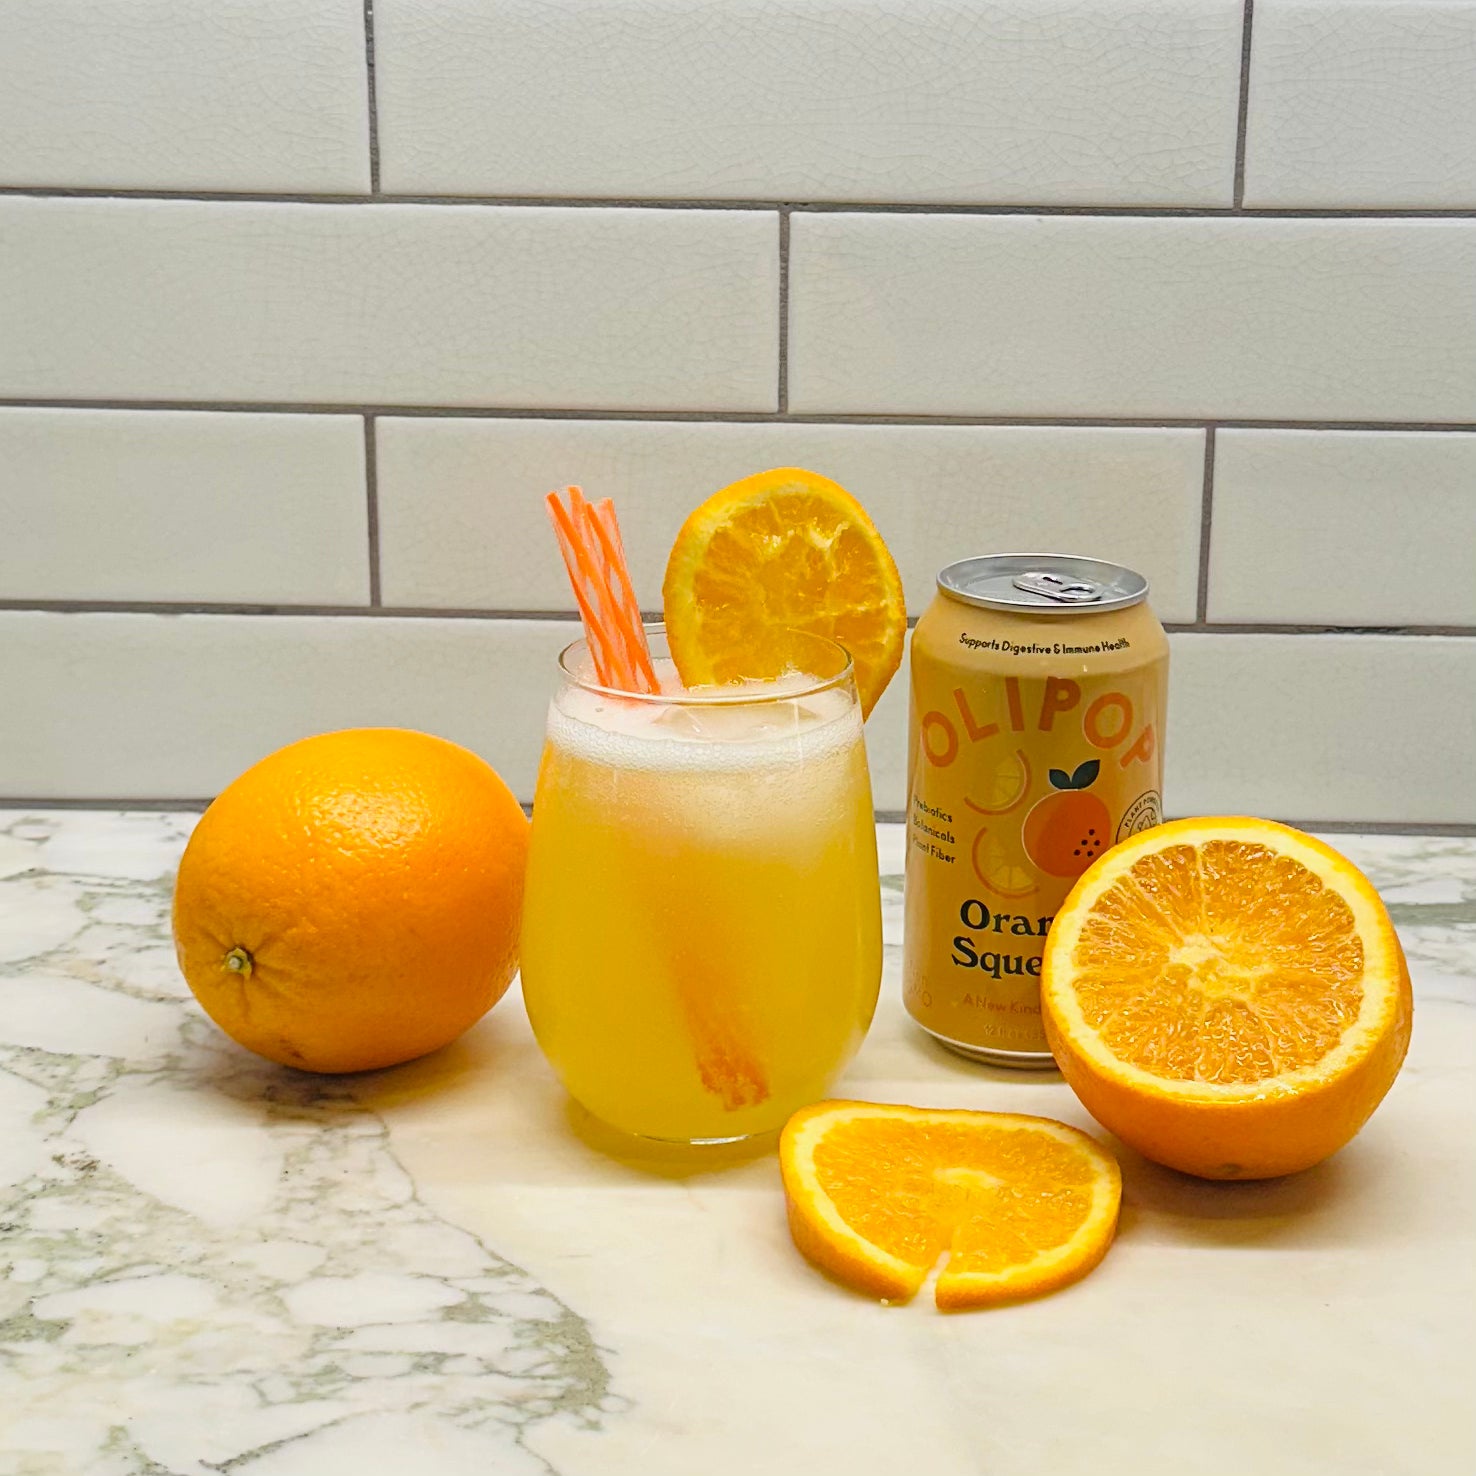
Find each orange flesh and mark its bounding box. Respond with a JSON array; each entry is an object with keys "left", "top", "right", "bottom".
[
  {"left": 812, "top": 1119, "right": 1101, "bottom": 1277},
  {"left": 685, "top": 490, "right": 898, "bottom": 686},
  {"left": 1071, "top": 841, "right": 1365, "bottom": 1085}
]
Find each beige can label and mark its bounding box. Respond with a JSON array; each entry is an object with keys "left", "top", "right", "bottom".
[{"left": 903, "top": 601, "right": 1167, "bottom": 1056}]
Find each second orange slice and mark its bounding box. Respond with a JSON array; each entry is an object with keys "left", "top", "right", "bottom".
[
  {"left": 780, "top": 1101, "right": 1121, "bottom": 1310},
  {"left": 662, "top": 468, "right": 906, "bottom": 718}
]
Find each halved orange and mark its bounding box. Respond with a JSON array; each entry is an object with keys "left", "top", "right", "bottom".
[
  {"left": 780, "top": 1101, "right": 1121, "bottom": 1310},
  {"left": 662, "top": 468, "right": 906, "bottom": 718},
  {"left": 1042, "top": 817, "right": 1413, "bottom": 1180}
]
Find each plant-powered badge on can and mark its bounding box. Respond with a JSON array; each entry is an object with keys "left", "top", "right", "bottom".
[{"left": 903, "top": 554, "right": 1169, "bottom": 1066}]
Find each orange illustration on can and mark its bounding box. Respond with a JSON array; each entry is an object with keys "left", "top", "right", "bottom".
[{"left": 904, "top": 555, "right": 1169, "bottom": 1066}]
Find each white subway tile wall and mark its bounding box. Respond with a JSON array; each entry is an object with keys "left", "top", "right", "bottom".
[
  {"left": 0, "top": 199, "right": 779, "bottom": 410},
  {"left": 0, "top": 0, "right": 371, "bottom": 192},
  {"left": 0, "top": 409, "right": 368, "bottom": 604},
  {"left": 788, "top": 214, "right": 1476, "bottom": 421},
  {"left": 0, "top": 611, "right": 560, "bottom": 801},
  {"left": 373, "top": 0, "right": 1244, "bottom": 205},
  {"left": 7, "top": 613, "right": 1472, "bottom": 825},
  {"left": 1166, "top": 635, "right": 1476, "bottom": 825},
  {"left": 1244, "top": 0, "right": 1476, "bottom": 208},
  {"left": 1209, "top": 431, "right": 1476, "bottom": 626},
  {"left": 375, "top": 419, "right": 1206, "bottom": 622},
  {"left": 1, "top": 0, "right": 1471, "bottom": 825}
]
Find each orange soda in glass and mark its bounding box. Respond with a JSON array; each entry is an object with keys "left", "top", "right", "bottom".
[{"left": 520, "top": 628, "right": 881, "bottom": 1143}]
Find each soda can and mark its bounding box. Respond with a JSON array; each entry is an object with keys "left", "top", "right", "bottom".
[{"left": 903, "top": 554, "right": 1169, "bottom": 1066}]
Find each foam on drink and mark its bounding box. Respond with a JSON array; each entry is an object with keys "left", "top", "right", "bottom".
[{"left": 547, "top": 657, "right": 863, "bottom": 774}]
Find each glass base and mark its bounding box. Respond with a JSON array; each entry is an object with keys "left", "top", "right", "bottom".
[
  {"left": 918, "top": 1024, "right": 1058, "bottom": 1070},
  {"left": 638, "top": 1132, "right": 755, "bottom": 1147},
  {"left": 562, "top": 1095, "right": 780, "bottom": 1156}
]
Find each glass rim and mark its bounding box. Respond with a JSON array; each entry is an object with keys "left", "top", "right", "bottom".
[{"left": 556, "top": 622, "right": 856, "bottom": 707}]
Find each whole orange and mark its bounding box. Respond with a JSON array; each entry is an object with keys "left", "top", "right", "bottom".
[{"left": 173, "top": 728, "right": 528, "bottom": 1073}]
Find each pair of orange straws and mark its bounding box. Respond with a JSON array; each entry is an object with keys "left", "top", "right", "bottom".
[{"left": 545, "top": 487, "right": 660, "bottom": 695}]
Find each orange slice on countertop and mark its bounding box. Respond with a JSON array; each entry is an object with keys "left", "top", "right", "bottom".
[
  {"left": 662, "top": 468, "right": 906, "bottom": 718},
  {"left": 780, "top": 1101, "right": 1121, "bottom": 1310},
  {"left": 1042, "top": 817, "right": 1413, "bottom": 1180}
]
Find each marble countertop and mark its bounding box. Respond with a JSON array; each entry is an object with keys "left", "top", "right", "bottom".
[{"left": 1, "top": 812, "right": 1472, "bottom": 1476}]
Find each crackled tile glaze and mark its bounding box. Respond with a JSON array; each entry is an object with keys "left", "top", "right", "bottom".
[
  {"left": 375, "top": 418, "right": 1205, "bottom": 621},
  {"left": 374, "top": 0, "right": 1242, "bottom": 205},
  {"left": 788, "top": 214, "right": 1476, "bottom": 422},
  {"left": 1244, "top": 0, "right": 1476, "bottom": 208},
  {"left": 0, "top": 0, "right": 370, "bottom": 193},
  {"left": 1209, "top": 430, "right": 1476, "bottom": 626},
  {"left": 0, "top": 409, "right": 369, "bottom": 605},
  {"left": 1166, "top": 634, "right": 1476, "bottom": 824},
  {"left": 5, "top": 617, "right": 1475, "bottom": 822},
  {"left": 0, "top": 814, "right": 1471, "bottom": 1475},
  {"left": 0, "top": 612, "right": 565, "bottom": 802},
  {"left": 0, "top": 199, "right": 779, "bottom": 411}
]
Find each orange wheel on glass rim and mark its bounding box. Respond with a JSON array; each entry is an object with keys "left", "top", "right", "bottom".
[
  {"left": 661, "top": 468, "right": 906, "bottom": 718},
  {"left": 1041, "top": 817, "right": 1412, "bottom": 1179}
]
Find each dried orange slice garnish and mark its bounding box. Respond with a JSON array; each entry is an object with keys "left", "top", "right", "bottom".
[
  {"left": 780, "top": 1101, "right": 1121, "bottom": 1310},
  {"left": 1042, "top": 817, "right": 1413, "bottom": 1180},
  {"left": 662, "top": 468, "right": 905, "bottom": 718}
]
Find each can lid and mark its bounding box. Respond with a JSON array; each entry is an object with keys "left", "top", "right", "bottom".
[{"left": 937, "top": 554, "right": 1149, "bottom": 614}]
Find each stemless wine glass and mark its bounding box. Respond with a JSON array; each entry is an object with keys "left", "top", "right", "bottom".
[{"left": 520, "top": 627, "right": 882, "bottom": 1144}]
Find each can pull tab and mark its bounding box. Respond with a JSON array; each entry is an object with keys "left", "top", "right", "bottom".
[{"left": 1011, "top": 570, "right": 1104, "bottom": 604}]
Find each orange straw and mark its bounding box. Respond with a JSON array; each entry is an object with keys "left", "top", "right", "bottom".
[
  {"left": 546, "top": 497, "right": 618, "bottom": 683},
  {"left": 586, "top": 498, "right": 659, "bottom": 694},
  {"left": 545, "top": 487, "right": 658, "bottom": 694}
]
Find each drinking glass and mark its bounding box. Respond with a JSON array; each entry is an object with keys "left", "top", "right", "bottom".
[{"left": 520, "top": 628, "right": 881, "bottom": 1144}]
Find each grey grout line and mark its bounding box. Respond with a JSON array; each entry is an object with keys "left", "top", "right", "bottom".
[
  {"left": 2, "top": 183, "right": 1476, "bottom": 218},
  {"left": 5, "top": 796, "right": 1473, "bottom": 834},
  {"left": 1275, "top": 819, "right": 1476, "bottom": 836},
  {"left": 777, "top": 207, "right": 791, "bottom": 415},
  {"left": 363, "top": 414, "right": 381, "bottom": 605},
  {"left": 0, "top": 599, "right": 1472, "bottom": 637},
  {"left": 787, "top": 201, "right": 1476, "bottom": 220},
  {"left": 1233, "top": 0, "right": 1255, "bottom": 209},
  {"left": 362, "top": 0, "right": 381, "bottom": 195},
  {"left": 1197, "top": 426, "right": 1216, "bottom": 623},
  {"left": 4, "top": 398, "right": 1476, "bottom": 434},
  {"left": 0, "top": 601, "right": 584, "bottom": 621},
  {"left": 1163, "top": 622, "right": 1476, "bottom": 637},
  {"left": 873, "top": 809, "right": 1476, "bottom": 836},
  {"left": 0, "top": 797, "right": 213, "bottom": 813}
]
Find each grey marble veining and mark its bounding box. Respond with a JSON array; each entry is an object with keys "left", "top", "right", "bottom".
[
  {"left": 0, "top": 812, "right": 618, "bottom": 1475},
  {"left": 1, "top": 813, "right": 1473, "bottom": 1476}
]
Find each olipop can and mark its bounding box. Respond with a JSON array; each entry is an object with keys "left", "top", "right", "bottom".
[{"left": 903, "top": 555, "right": 1169, "bottom": 1066}]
